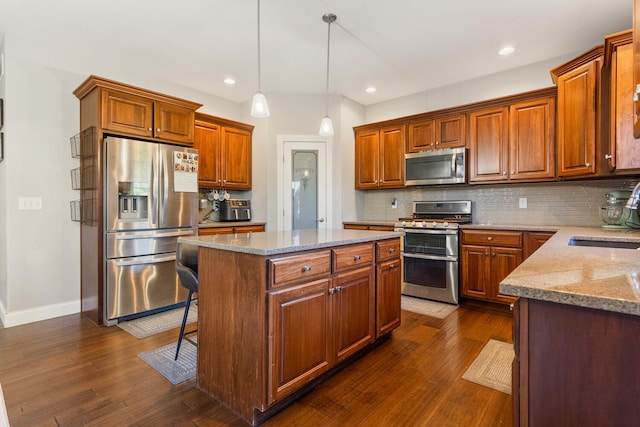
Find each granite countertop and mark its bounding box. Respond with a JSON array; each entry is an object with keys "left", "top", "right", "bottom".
[
  {"left": 198, "top": 221, "right": 266, "bottom": 228},
  {"left": 500, "top": 226, "right": 640, "bottom": 316},
  {"left": 179, "top": 228, "right": 403, "bottom": 256}
]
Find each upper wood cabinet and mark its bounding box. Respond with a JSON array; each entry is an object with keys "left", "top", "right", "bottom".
[
  {"left": 551, "top": 47, "right": 603, "bottom": 178},
  {"left": 194, "top": 113, "right": 253, "bottom": 190},
  {"left": 407, "top": 113, "right": 465, "bottom": 152},
  {"left": 74, "top": 76, "right": 201, "bottom": 146},
  {"left": 354, "top": 124, "right": 405, "bottom": 189},
  {"left": 469, "top": 96, "right": 555, "bottom": 184},
  {"left": 603, "top": 30, "right": 640, "bottom": 173}
]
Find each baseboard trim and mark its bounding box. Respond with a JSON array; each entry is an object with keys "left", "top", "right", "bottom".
[{"left": 1, "top": 300, "right": 80, "bottom": 328}]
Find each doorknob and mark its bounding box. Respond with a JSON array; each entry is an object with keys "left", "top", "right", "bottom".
[{"left": 317, "top": 218, "right": 325, "bottom": 223}]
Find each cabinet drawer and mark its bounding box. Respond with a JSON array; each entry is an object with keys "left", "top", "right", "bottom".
[
  {"left": 376, "top": 239, "right": 400, "bottom": 262},
  {"left": 462, "top": 230, "right": 523, "bottom": 247},
  {"left": 332, "top": 243, "right": 374, "bottom": 272},
  {"left": 269, "top": 251, "right": 332, "bottom": 289}
]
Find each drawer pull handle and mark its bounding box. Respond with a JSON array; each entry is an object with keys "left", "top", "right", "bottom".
[
  {"left": 389, "top": 263, "right": 396, "bottom": 269},
  {"left": 354, "top": 255, "right": 361, "bottom": 261},
  {"left": 336, "top": 286, "right": 342, "bottom": 292},
  {"left": 389, "top": 248, "right": 395, "bottom": 253},
  {"left": 302, "top": 266, "right": 311, "bottom": 272},
  {"left": 487, "top": 237, "right": 493, "bottom": 241}
]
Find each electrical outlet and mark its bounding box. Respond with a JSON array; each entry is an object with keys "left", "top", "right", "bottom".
[
  {"left": 19, "top": 197, "right": 43, "bottom": 210},
  {"left": 391, "top": 198, "right": 397, "bottom": 209},
  {"left": 519, "top": 197, "right": 527, "bottom": 209}
]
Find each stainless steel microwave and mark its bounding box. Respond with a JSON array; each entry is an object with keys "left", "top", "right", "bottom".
[{"left": 404, "top": 147, "right": 466, "bottom": 186}]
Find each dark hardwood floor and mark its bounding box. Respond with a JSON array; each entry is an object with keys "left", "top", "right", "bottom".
[{"left": 0, "top": 303, "right": 513, "bottom": 426}]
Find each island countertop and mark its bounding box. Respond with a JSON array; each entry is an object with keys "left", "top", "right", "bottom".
[
  {"left": 499, "top": 226, "right": 640, "bottom": 316},
  {"left": 178, "top": 228, "right": 403, "bottom": 256}
]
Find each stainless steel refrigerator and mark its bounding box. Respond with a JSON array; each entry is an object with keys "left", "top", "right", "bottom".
[{"left": 104, "top": 136, "right": 198, "bottom": 324}]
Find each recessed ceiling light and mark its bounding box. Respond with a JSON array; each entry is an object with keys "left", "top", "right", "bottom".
[
  {"left": 498, "top": 46, "right": 516, "bottom": 56},
  {"left": 365, "top": 86, "right": 377, "bottom": 93},
  {"left": 224, "top": 78, "right": 236, "bottom": 85}
]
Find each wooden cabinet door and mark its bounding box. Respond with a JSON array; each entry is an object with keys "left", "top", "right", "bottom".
[
  {"left": 154, "top": 101, "right": 195, "bottom": 144},
  {"left": 557, "top": 60, "right": 599, "bottom": 177},
  {"left": 610, "top": 40, "right": 640, "bottom": 172},
  {"left": 509, "top": 98, "right": 556, "bottom": 181},
  {"left": 490, "top": 247, "right": 522, "bottom": 304},
  {"left": 407, "top": 119, "right": 436, "bottom": 152},
  {"left": 194, "top": 121, "right": 221, "bottom": 187},
  {"left": 101, "top": 89, "right": 153, "bottom": 138},
  {"left": 199, "top": 227, "right": 234, "bottom": 236},
  {"left": 469, "top": 106, "right": 509, "bottom": 182},
  {"left": 355, "top": 129, "right": 380, "bottom": 189},
  {"left": 378, "top": 125, "right": 405, "bottom": 188},
  {"left": 376, "top": 258, "right": 401, "bottom": 338},
  {"left": 332, "top": 266, "right": 375, "bottom": 364},
  {"left": 221, "top": 126, "right": 252, "bottom": 189},
  {"left": 436, "top": 114, "right": 466, "bottom": 149},
  {"left": 460, "top": 244, "right": 491, "bottom": 299},
  {"left": 268, "top": 279, "right": 331, "bottom": 403},
  {"left": 234, "top": 225, "right": 265, "bottom": 234},
  {"left": 524, "top": 231, "right": 554, "bottom": 260}
]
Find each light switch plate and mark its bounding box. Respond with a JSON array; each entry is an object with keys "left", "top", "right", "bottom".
[{"left": 19, "top": 197, "right": 42, "bottom": 210}]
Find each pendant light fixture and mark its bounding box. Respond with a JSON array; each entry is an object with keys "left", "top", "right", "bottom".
[
  {"left": 319, "top": 13, "right": 336, "bottom": 136},
  {"left": 250, "top": 0, "right": 270, "bottom": 118}
]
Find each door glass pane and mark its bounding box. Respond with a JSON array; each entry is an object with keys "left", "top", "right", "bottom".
[{"left": 292, "top": 150, "right": 318, "bottom": 230}]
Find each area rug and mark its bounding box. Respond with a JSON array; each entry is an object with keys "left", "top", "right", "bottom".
[
  {"left": 118, "top": 303, "right": 197, "bottom": 339},
  {"left": 462, "top": 339, "right": 514, "bottom": 394},
  {"left": 401, "top": 295, "right": 458, "bottom": 319},
  {"left": 138, "top": 338, "right": 197, "bottom": 385}
]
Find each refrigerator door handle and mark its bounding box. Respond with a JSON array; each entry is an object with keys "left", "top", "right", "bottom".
[
  {"left": 114, "top": 230, "right": 196, "bottom": 240},
  {"left": 149, "top": 151, "right": 158, "bottom": 227},
  {"left": 115, "top": 254, "right": 176, "bottom": 267},
  {"left": 161, "top": 154, "right": 169, "bottom": 225}
]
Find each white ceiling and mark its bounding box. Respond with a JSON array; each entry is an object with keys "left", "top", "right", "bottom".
[{"left": 0, "top": 0, "right": 633, "bottom": 106}]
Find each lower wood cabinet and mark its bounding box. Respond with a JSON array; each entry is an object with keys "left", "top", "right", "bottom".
[
  {"left": 343, "top": 223, "right": 395, "bottom": 231},
  {"left": 461, "top": 229, "right": 554, "bottom": 305},
  {"left": 199, "top": 224, "right": 265, "bottom": 236}
]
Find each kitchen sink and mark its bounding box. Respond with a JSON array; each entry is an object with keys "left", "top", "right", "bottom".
[{"left": 568, "top": 238, "right": 640, "bottom": 250}]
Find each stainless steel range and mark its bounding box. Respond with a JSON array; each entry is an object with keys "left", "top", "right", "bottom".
[{"left": 394, "top": 200, "right": 472, "bottom": 305}]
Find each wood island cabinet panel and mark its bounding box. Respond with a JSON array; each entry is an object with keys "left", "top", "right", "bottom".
[
  {"left": 332, "top": 266, "right": 375, "bottom": 364},
  {"left": 376, "top": 258, "right": 401, "bottom": 337},
  {"left": 269, "top": 250, "right": 332, "bottom": 289},
  {"left": 514, "top": 298, "right": 640, "bottom": 426},
  {"left": 556, "top": 57, "right": 600, "bottom": 177},
  {"left": 509, "top": 98, "right": 556, "bottom": 180},
  {"left": 268, "top": 278, "right": 331, "bottom": 403},
  {"left": 332, "top": 243, "right": 373, "bottom": 272},
  {"left": 469, "top": 106, "right": 509, "bottom": 182},
  {"left": 198, "top": 224, "right": 264, "bottom": 236},
  {"left": 376, "top": 239, "right": 400, "bottom": 262}
]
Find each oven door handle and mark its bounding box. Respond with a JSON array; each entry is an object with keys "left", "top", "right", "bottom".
[
  {"left": 397, "top": 228, "right": 458, "bottom": 235},
  {"left": 401, "top": 252, "right": 458, "bottom": 262}
]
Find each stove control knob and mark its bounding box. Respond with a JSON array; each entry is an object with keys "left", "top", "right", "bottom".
[
  {"left": 417, "top": 221, "right": 424, "bottom": 228},
  {"left": 401, "top": 221, "right": 407, "bottom": 227},
  {"left": 411, "top": 221, "right": 417, "bottom": 227},
  {"left": 431, "top": 221, "right": 438, "bottom": 228},
  {"left": 443, "top": 221, "right": 449, "bottom": 227}
]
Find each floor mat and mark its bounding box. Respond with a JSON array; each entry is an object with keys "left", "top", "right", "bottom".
[
  {"left": 462, "top": 339, "right": 514, "bottom": 394},
  {"left": 138, "top": 338, "right": 197, "bottom": 385},
  {"left": 401, "top": 295, "right": 458, "bottom": 319},
  {"left": 118, "top": 303, "right": 197, "bottom": 339}
]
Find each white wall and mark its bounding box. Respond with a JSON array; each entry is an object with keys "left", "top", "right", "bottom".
[{"left": 0, "top": 34, "right": 259, "bottom": 327}]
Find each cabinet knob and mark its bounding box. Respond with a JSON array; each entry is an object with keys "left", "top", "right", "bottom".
[
  {"left": 435, "top": 141, "right": 439, "bottom": 145},
  {"left": 605, "top": 154, "right": 613, "bottom": 160},
  {"left": 487, "top": 236, "right": 493, "bottom": 241},
  {"left": 354, "top": 255, "right": 361, "bottom": 261},
  {"left": 492, "top": 253, "right": 496, "bottom": 257},
  {"left": 586, "top": 163, "right": 592, "bottom": 167},
  {"left": 511, "top": 171, "right": 515, "bottom": 175},
  {"left": 389, "top": 263, "right": 396, "bottom": 269},
  {"left": 389, "top": 248, "right": 395, "bottom": 253},
  {"left": 156, "top": 128, "right": 161, "bottom": 132},
  {"left": 336, "top": 286, "right": 342, "bottom": 292},
  {"left": 148, "top": 128, "right": 152, "bottom": 131},
  {"left": 302, "top": 266, "right": 311, "bottom": 272},
  {"left": 502, "top": 171, "right": 507, "bottom": 175},
  {"left": 329, "top": 288, "right": 335, "bottom": 294}
]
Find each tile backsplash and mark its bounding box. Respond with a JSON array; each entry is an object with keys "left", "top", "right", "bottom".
[{"left": 362, "top": 179, "right": 639, "bottom": 227}]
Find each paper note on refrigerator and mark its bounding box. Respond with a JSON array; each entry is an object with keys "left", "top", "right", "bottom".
[{"left": 173, "top": 151, "right": 198, "bottom": 192}]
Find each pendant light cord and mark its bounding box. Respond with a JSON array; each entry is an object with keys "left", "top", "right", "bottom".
[
  {"left": 257, "top": 0, "right": 262, "bottom": 92},
  {"left": 324, "top": 14, "right": 335, "bottom": 116}
]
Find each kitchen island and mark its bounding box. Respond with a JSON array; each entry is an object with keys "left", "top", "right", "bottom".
[
  {"left": 499, "top": 226, "right": 640, "bottom": 426},
  {"left": 178, "top": 229, "right": 403, "bottom": 425}
]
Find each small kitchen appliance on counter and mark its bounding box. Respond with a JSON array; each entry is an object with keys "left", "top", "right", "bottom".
[
  {"left": 220, "top": 199, "right": 251, "bottom": 221},
  {"left": 600, "top": 189, "right": 640, "bottom": 228}
]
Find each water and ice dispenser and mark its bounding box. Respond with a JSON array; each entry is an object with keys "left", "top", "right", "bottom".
[{"left": 118, "top": 182, "right": 149, "bottom": 220}]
